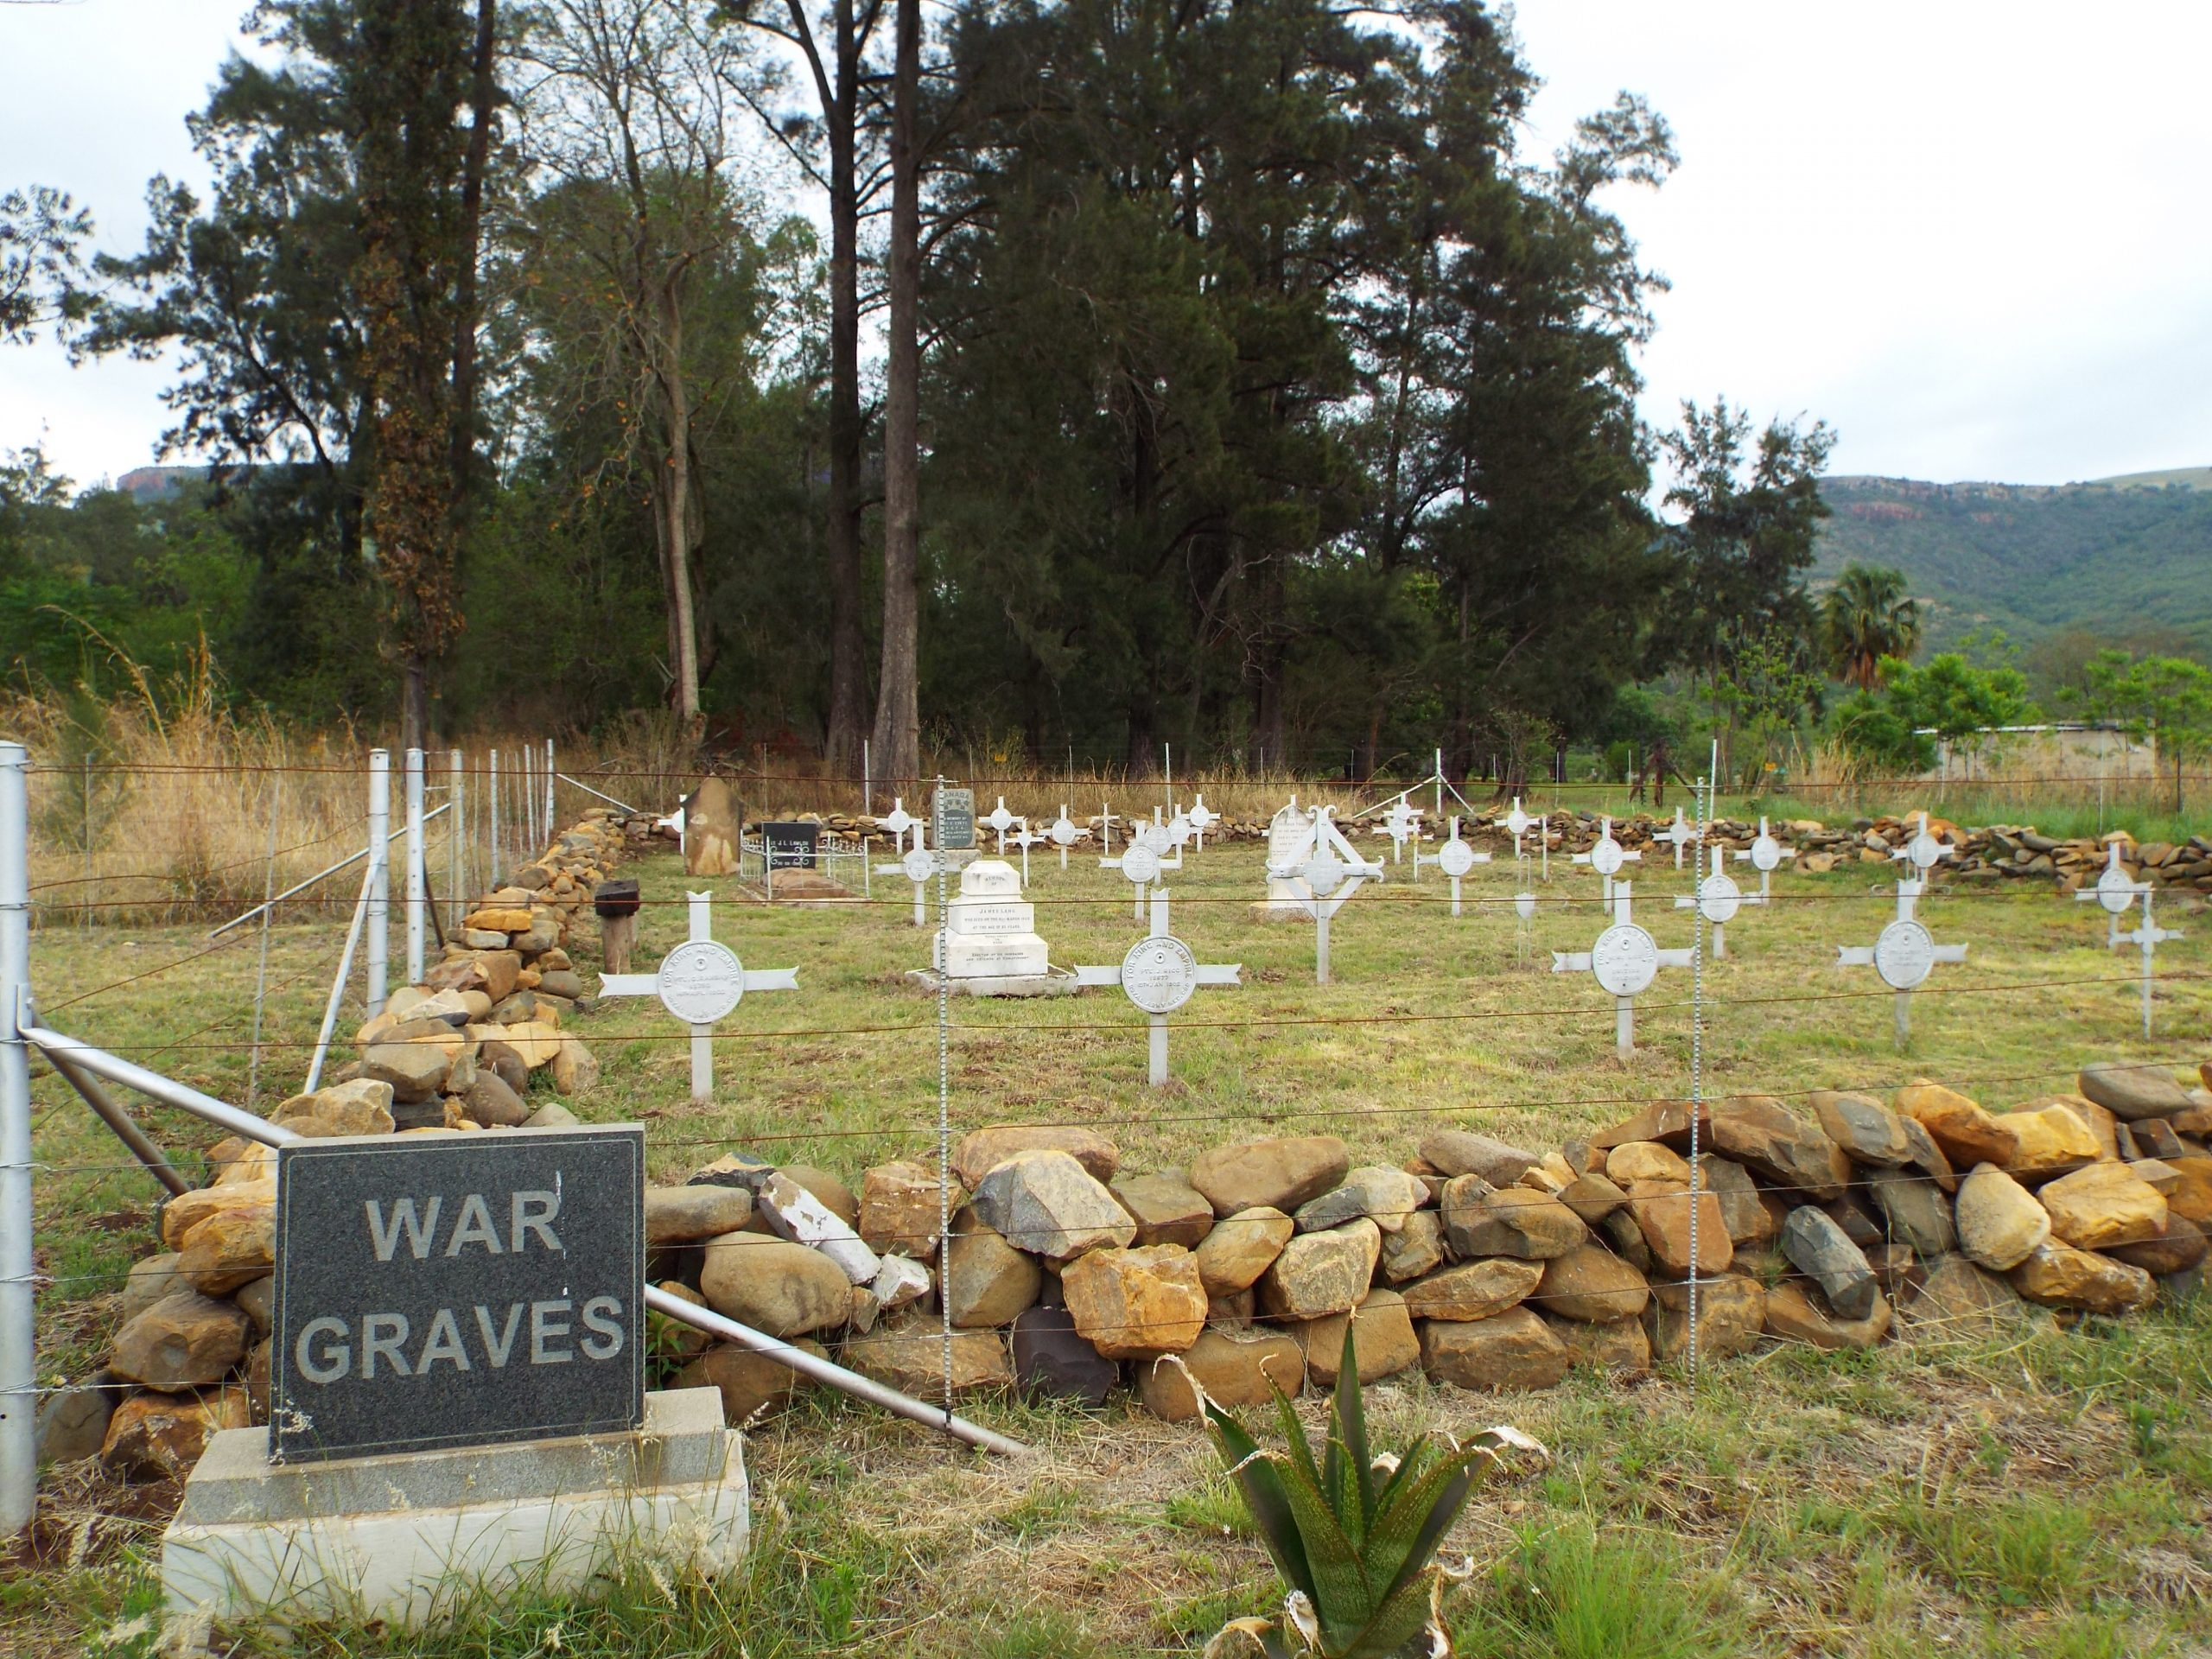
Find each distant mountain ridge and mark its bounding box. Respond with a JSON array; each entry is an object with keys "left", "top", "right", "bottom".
[{"left": 1812, "top": 469, "right": 2212, "bottom": 658}]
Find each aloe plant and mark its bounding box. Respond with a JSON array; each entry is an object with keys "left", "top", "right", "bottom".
[{"left": 1199, "top": 1328, "right": 1541, "bottom": 1659}]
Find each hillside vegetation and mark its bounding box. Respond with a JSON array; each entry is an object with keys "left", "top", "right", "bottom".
[{"left": 1814, "top": 474, "right": 2212, "bottom": 659}]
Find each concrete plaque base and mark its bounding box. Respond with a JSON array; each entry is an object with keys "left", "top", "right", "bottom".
[
  {"left": 904, "top": 966, "right": 1079, "bottom": 998},
  {"left": 162, "top": 1388, "right": 747, "bottom": 1634}
]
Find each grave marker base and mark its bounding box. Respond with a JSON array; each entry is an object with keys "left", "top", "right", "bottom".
[
  {"left": 904, "top": 966, "right": 1080, "bottom": 998},
  {"left": 162, "top": 1388, "right": 747, "bottom": 1633}
]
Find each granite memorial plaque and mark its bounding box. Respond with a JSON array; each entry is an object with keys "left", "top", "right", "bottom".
[
  {"left": 271, "top": 1123, "right": 645, "bottom": 1464},
  {"left": 760, "top": 820, "right": 821, "bottom": 871},
  {"left": 932, "top": 787, "right": 976, "bottom": 850}
]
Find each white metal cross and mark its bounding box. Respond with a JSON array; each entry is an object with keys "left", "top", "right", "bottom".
[
  {"left": 1836, "top": 877, "right": 1967, "bottom": 1046},
  {"left": 1185, "top": 794, "right": 1217, "bottom": 849},
  {"left": 1551, "top": 882, "right": 1694, "bottom": 1060},
  {"left": 1102, "top": 812, "right": 1184, "bottom": 918},
  {"left": 596, "top": 890, "right": 798, "bottom": 1102},
  {"left": 1049, "top": 805, "right": 1081, "bottom": 870},
  {"left": 1732, "top": 815, "right": 1798, "bottom": 901},
  {"left": 1889, "top": 811, "right": 1955, "bottom": 877},
  {"left": 873, "top": 800, "right": 930, "bottom": 925},
  {"left": 1266, "top": 806, "right": 1385, "bottom": 983},
  {"left": 1661, "top": 807, "right": 1700, "bottom": 870},
  {"left": 1006, "top": 822, "right": 1043, "bottom": 886},
  {"left": 2076, "top": 842, "right": 2183, "bottom": 1034},
  {"left": 1380, "top": 796, "right": 1423, "bottom": 864},
  {"left": 1415, "top": 816, "right": 1492, "bottom": 916},
  {"left": 1675, "top": 838, "right": 1757, "bottom": 959},
  {"left": 985, "top": 797, "right": 1019, "bottom": 854},
  {"left": 1074, "top": 887, "right": 1241, "bottom": 1085},
  {"left": 1573, "top": 816, "right": 1642, "bottom": 905}
]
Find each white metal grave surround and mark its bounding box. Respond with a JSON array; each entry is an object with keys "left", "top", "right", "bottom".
[
  {"left": 2075, "top": 842, "right": 2183, "bottom": 1035},
  {"left": 1415, "top": 817, "right": 1493, "bottom": 916},
  {"left": 596, "top": 891, "right": 798, "bottom": 1101},
  {"left": 1835, "top": 876, "right": 1967, "bottom": 1045},
  {"left": 1074, "top": 888, "right": 1241, "bottom": 1085},
  {"left": 1552, "top": 883, "right": 1694, "bottom": 1060},
  {"left": 1265, "top": 805, "right": 1385, "bottom": 984}
]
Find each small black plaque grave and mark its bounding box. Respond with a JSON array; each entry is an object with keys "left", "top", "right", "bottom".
[
  {"left": 759, "top": 819, "right": 821, "bottom": 871},
  {"left": 932, "top": 787, "right": 976, "bottom": 851},
  {"left": 270, "top": 1124, "right": 645, "bottom": 1463}
]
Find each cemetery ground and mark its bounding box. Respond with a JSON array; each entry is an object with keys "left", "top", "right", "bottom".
[{"left": 11, "top": 826, "right": 2212, "bottom": 1658}]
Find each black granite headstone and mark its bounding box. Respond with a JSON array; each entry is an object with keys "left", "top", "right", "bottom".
[
  {"left": 931, "top": 787, "right": 976, "bottom": 851},
  {"left": 270, "top": 1124, "right": 645, "bottom": 1463},
  {"left": 759, "top": 820, "right": 822, "bottom": 872}
]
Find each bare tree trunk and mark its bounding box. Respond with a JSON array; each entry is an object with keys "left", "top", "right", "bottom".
[
  {"left": 658, "top": 293, "right": 702, "bottom": 723},
  {"left": 822, "top": 0, "right": 868, "bottom": 772},
  {"left": 870, "top": 0, "right": 921, "bottom": 789},
  {"left": 448, "top": 0, "right": 498, "bottom": 503}
]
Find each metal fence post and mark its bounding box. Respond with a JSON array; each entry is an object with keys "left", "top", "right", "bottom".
[
  {"left": 544, "top": 738, "right": 556, "bottom": 836},
  {"left": 448, "top": 749, "right": 464, "bottom": 929},
  {"left": 404, "top": 747, "right": 426, "bottom": 985},
  {"left": 0, "top": 741, "right": 35, "bottom": 1536},
  {"left": 366, "top": 748, "right": 391, "bottom": 1017}
]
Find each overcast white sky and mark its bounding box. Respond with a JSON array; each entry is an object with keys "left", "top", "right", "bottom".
[{"left": 2, "top": 0, "right": 2206, "bottom": 488}]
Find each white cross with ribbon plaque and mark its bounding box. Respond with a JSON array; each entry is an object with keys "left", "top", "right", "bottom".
[
  {"left": 873, "top": 799, "right": 930, "bottom": 925},
  {"left": 1415, "top": 817, "right": 1492, "bottom": 916},
  {"left": 2076, "top": 842, "right": 2183, "bottom": 1035},
  {"left": 596, "top": 891, "right": 798, "bottom": 1102},
  {"left": 1267, "top": 805, "right": 1384, "bottom": 984},
  {"left": 1572, "top": 816, "right": 1642, "bottom": 905},
  {"left": 1732, "top": 815, "right": 1798, "bottom": 901},
  {"left": 1553, "top": 883, "right": 1694, "bottom": 1060},
  {"left": 1103, "top": 813, "right": 1183, "bottom": 918},
  {"left": 1675, "top": 838, "right": 1755, "bottom": 959},
  {"left": 1074, "top": 888, "right": 1241, "bottom": 1086},
  {"left": 1836, "top": 876, "right": 1967, "bottom": 1046}
]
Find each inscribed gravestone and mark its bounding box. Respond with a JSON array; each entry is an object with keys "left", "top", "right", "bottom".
[
  {"left": 933, "top": 787, "right": 976, "bottom": 851},
  {"left": 760, "top": 820, "right": 821, "bottom": 873},
  {"left": 939, "top": 858, "right": 1050, "bottom": 978},
  {"left": 685, "top": 778, "right": 740, "bottom": 877},
  {"left": 271, "top": 1124, "right": 645, "bottom": 1463}
]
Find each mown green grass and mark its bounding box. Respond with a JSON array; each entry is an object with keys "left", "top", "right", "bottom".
[{"left": 10, "top": 815, "right": 2212, "bottom": 1656}]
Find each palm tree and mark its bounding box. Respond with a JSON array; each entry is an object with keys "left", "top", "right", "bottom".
[{"left": 1821, "top": 564, "right": 1923, "bottom": 689}]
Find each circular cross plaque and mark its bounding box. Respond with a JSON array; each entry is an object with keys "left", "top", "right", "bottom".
[
  {"left": 1505, "top": 805, "right": 1532, "bottom": 838},
  {"left": 1121, "top": 843, "right": 1161, "bottom": 886},
  {"left": 1591, "top": 838, "right": 1624, "bottom": 876},
  {"left": 1440, "top": 839, "right": 1476, "bottom": 878},
  {"left": 658, "top": 939, "right": 747, "bottom": 1024},
  {"left": 1904, "top": 830, "right": 1943, "bottom": 870},
  {"left": 1590, "top": 923, "right": 1659, "bottom": 996},
  {"left": 2094, "top": 861, "right": 2135, "bottom": 915},
  {"left": 1696, "top": 872, "right": 1743, "bottom": 925},
  {"left": 1872, "top": 918, "right": 1936, "bottom": 990},
  {"left": 1750, "top": 835, "right": 1783, "bottom": 873},
  {"left": 1120, "top": 934, "right": 1198, "bottom": 1014},
  {"left": 1050, "top": 816, "right": 1078, "bottom": 848},
  {"left": 901, "top": 848, "right": 934, "bottom": 884},
  {"left": 987, "top": 800, "right": 1014, "bottom": 833},
  {"left": 1188, "top": 801, "right": 1216, "bottom": 830},
  {"left": 881, "top": 806, "right": 913, "bottom": 836}
]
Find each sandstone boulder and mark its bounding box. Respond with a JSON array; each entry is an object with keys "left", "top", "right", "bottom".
[
  {"left": 1195, "top": 1206, "right": 1296, "bottom": 1294},
  {"left": 271, "top": 1078, "right": 396, "bottom": 1138},
  {"left": 1809, "top": 1090, "right": 1911, "bottom": 1165},
  {"left": 1399, "top": 1257, "right": 1544, "bottom": 1322},
  {"left": 1709, "top": 1096, "right": 1848, "bottom": 1198},
  {"left": 2106, "top": 1214, "right": 2209, "bottom": 1277},
  {"left": 675, "top": 1338, "right": 824, "bottom": 1424},
  {"left": 1781, "top": 1206, "right": 1879, "bottom": 1322},
  {"left": 2077, "top": 1061, "right": 2195, "bottom": 1122},
  {"left": 1257, "top": 1219, "right": 1382, "bottom": 1320},
  {"left": 1294, "top": 1288, "right": 1421, "bottom": 1385},
  {"left": 2036, "top": 1161, "right": 2168, "bottom": 1251},
  {"left": 2009, "top": 1241, "right": 2155, "bottom": 1313},
  {"left": 1062, "top": 1244, "right": 1208, "bottom": 1357},
  {"left": 1418, "top": 1130, "right": 1541, "bottom": 1185},
  {"left": 1589, "top": 1101, "right": 1703, "bottom": 1151},
  {"left": 1109, "top": 1173, "right": 1216, "bottom": 1249},
  {"left": 1628, "top": 1179, "right": 1732, "bottom": 1278},
  {"left": 1293, "top": 1166, "right": 1427, "bottom": 1234},
  {"left": 1897, "top": 1080, "right": 2016, "bottom": 1168},
  {"left": 1536, "top": 1244, "right": 1650, "bottom": 1323},
  {"left": 1440, "top": 1179, "right": 1586, "bottom": 1260},
  {"left": 1421, "top": 1306, "right": 1568, "bottom": 1391},
  {"left": 1605, "top": 1141, "right": 1690, "bottom": 1185},
  {"left": 1558, "top": 1171, "right": 1630, "bottom": 1226},
  {"left": 845, "top": 1325, "right": 1010, "bottom": 1395},
  {"left": 945, "top": 1211, "right": 1043, "bottom": 1326},
  {"left": 698, "top": 1232, "right": 853, "bottom": 1336},
  {"left": 101, "top": 1387, "right": 250, "bottom": 1482},
  {"left": 859, "top": 1160, "right": 965, "bottom": 1257},
  {"left": 969, "top": 1150, "right": 1135, "bottom": 1261},
  {"left": 1955, "top": 1164, "right": 2050, "bottom": 1271},
  {"left": 1992, "top": 1103, "right": 2101, "bottom": 1180},
  {"left": 360, "top": 1041, "right": 453, "bottom": 1103},
  {"left": 1866, "top": 1166, "right": 1957, "bottom": 1257},
  {"left": 1695, "top": 1156, "right": 1777, "bottom": 1245},
  {"left": 110, "top": 1291, "right": 252, "bottom": 1389},
  {"left": 951, "top": 1126, "right": 1119, "bottom": 1189},
  {"left": 1645, "top": 1275, "right": 1767, "bottom": 1363},
  {"left": 1903, "top": 1254, "right": 2024, "bottom": 1337},
  {"left": 460, "top": 1071, "right": 529, "bottom": 1128},
  {"left": 1377, "top": 1211, "right": 1446, "bottom": 1283},
  {"left": 1140, "top": 1329, "right": 1304, "bottom": 1421},
  {"left": 1764, "top": 1281, "right": 1892, "bottom": 1351},
  {"left": 645, "top": 1184, "right": 752, "bottom": 1246},
  {"left": 1547, "top": 1313, "right": 1650, "bottom": 1373},
  {"left": 1188, "top": 1135, "right": 1350, "bottom": 1217}
]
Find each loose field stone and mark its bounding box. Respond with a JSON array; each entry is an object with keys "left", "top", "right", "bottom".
[
  {"left": 1866, "top": 1166, "right": 1957, "bottom": 1256},
  {"left": 1865, "top": 1242, "right": 1924, "bottom": 1303},
  {"left": 1294, "top": 1288, "right": 1420, "bottom": 1386},
  {"left": 1258, "top": 1219, "right": 1382, "bottom": 1320},
  {"left": 209, "top": 1136, "right": 274, "bottom": 1186},
  {"left": 1696, "top": 1156, "right": 1777, "bottom": 1245},
  {"left": 1209, "top": 1287, "right": 1255, "bottom": 1326},
  {"left": 1546, "top": 1313, "right": 1649, "bottom": 1373},
  {"left": 952, "top": 1126, "right": 1119, "bottom": 1188},
  {"left": 2131, "top": 1118, "right": 2188, "bottom": 1161},
  {"left": 232, "top": 1275, "right": 272, "bottom": 1335},
  {"left": 2077, "top": 1061, "right": 2195, "bottom": 1122},
  {"left": 1420, "top": 1306, "right": 1568, "bottom": 1391},
  {"left": 1782, "top": 1207, "right": 1879, "bottom": 1321},
  {"left": 1440, "top": 1179, "right": 1586, "bottom": 1260},
  {"left": 1605, "top": 1141, "right": 1689, "bottom": 1185},
  {"left": 970, "top": 1151, "right": 1135, "bottom": 1261},
  {"left": 523, "top": 1100, "right": 578, "bottom": 1130},
  {"left": 1993, "top": 1104, "right": 2101, "bottom": 1180},
  {"left": 176, "top": 1204, "right": 274, "bottom": 1296},
  {"left": 779, "top": 1166, "right": 861, "bottom": 1228},
  {"left": 1628, "top": 1179, "right": 1732, "bottom": 1278},
  {"left": 1600, "top": 1208, "right": 1653, "bottom": 1272},
  {"left": 1898, "top": 1080, "right": 2016, "bottom": 1168},
  {"left": 101, "top": 1387, "right": 251, "bottom": 1482},
  {"left": 675, "top": 1338, "right": 823, "bottom": 1424},
  {"left": 1709, "top": 1096, "right": 1849, "bottom": 1198},
  {"left": 1589, "top": 1101, "right": 1702, "bottom": 1151},
  {"left": 550, "top": 1037, "right": 599, "bottom": 1096},
  {"left": 121, "top": 1254, "right": 188, "bottom": 1320},
  {"left": 2165, "top": 1157, "right": 2212, "bottom": 1224},
  {"left": 1188, "top": 1135, "right": 1350, "bottom": 1217},
  {"left": 1062, "top": 1245, "right": 1207, "bottom": 1357},
  {"left": 2065, "top": 1095, "right": 2125, "bottom": 1160},
  {"left": 1010, "top": 1305, "right": 1118, "bottom": 1405},
  {"left": 1764, "top": 1281, "right": 1892, "bottom": 1350},
  {"left": 945, "top": 1211, "right": 1043, "bottom": 1326},
  {"left": 360, "top": 1041, "right": 450, "bottom": 1102},
  {"left": 1824, "top": 1191, "right": 1885, "bottom": 1250},
  {"left": 1956, "top": 1163, "right": 2051, "bottom": 1270},
  {"left": 1110, "top": 1173, "right": 1216, "bottom": 1249},
  {"left": 1536, "top": 1244, "right": 1650, "bottom": 1323},
  {"left": 2009, "top": 1241, "right": 2155, "bottom": 1313},
  {"left": 1809, "top": 1090, "right": 1911, "bottom": 1165},
  {"left": 845, "top": 1325, "right": 1010, "bottom": 1395},
  {"left": 859, "top": 1160, "right": 964, "bottom": 1257},
  {"left": 1645, "top": 1275, "right": 1767, "bottom": 1363},
  {"left": 1400, "top": 1258, "right": 1544, "bottom": 1322},
  {"left": 755, "top": 1172, "right": 879, "bottom": 1284},
  {"left": 1377, "top": 1211, "right": 1446, "bottom": 1282},
  {"left": 1558, "top": 1171, "right": 1630, "bottom": 1226},
  {"left": 110, "top": 1292, "right": 251, "bottom": 1397},
  {"left": 646, "top": 1184, "right": 752, "bottom": 1246},
  {"left": 460, "top": 1071, "right": 529, "bottom": 1128},
  {"left": 1294, "top": 1166, "right": 1427, "bottom": 1234},
  {"left": 1139, "top": 1329, "right": 1303, "bottom": 1421},
  {"left": 698, "top": 1232, "right": 852, "bottom": 1336},
  {"left": 1899, "top": 1116, "right": 1960, "bottom": 1192},
  {"left": 1418, "top": 1130, "right": 1541, "bottom": 1185},
  {"left": 271, "top": 1078, "right": 395, "bottom": 1138},
  {"left": 1904, "top": 1255, "right": 2024, "bottom": 1336},
  {"left": 35, "top": 1374, "right": 120, "bottom": 1465},
  {"left": 1195, "top": 1207, "right": 1295, "bottom": 1294},
  {"left": 2036, "top": 1162, "right": 2168, "bottom": 1251},
  {"left": 871, "top": 1255, "right": 931, "bottom": 1313},
  {"left": 479, "top": 1039, "right": 530, "bottom": 1094},
  {"left": 2106, "top": 1214, "right": 2209, "bottom": 1277}
]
